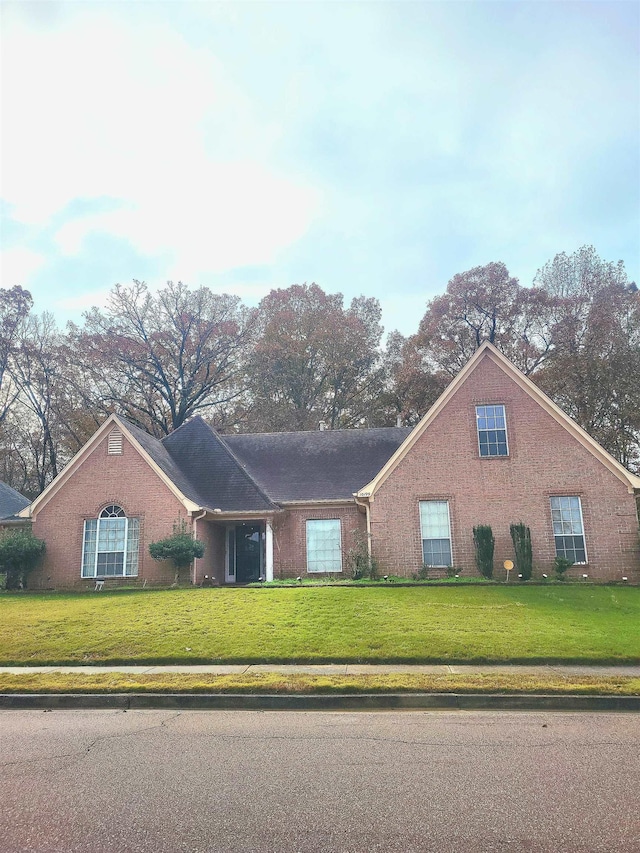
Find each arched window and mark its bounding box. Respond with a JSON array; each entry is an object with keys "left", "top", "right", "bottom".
[{"left": 81, "top": 505, "right": 140, "bottom": 578}]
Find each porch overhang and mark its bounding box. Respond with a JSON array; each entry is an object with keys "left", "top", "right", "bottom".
[{"left": 190, "top": 508, "right": 281, "bottom": 522}]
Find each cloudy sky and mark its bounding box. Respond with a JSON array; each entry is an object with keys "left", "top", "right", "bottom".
[{"left": 1, "top": 1, "right": 638, "bottom": 336}]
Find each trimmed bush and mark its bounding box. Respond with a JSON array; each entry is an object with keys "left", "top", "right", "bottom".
[
  {"left": 0, "top": 530, "right": 46, "bottom": 590},
  {"left": 149, "top": 521, "right": 205, "bottom": 584},
  {"left": 346, "top": 528, "right": 379, "bottom": 580},
  {"left": 473, "top": 525, "right": 495, "bottom": 579},
  {"left": 554, "top": 556, "right": 573, "bottom": 579},
  {"left": 510, "top": 522, "right": 533, "bottom": 581}
]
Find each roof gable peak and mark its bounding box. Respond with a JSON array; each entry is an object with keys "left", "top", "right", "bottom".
[{"left": 356, "top": 342, "right": 640, "bottom": 497}]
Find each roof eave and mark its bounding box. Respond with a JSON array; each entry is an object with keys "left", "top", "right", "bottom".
[
  {"left": 358, "top": 342, "right": 640, "bottom": 497},
  {"left": 27, "top": 414, "right": 203, "bottom": 518},
  {"left": 279, "top": 498, "right": 356, "bottom": 506}
]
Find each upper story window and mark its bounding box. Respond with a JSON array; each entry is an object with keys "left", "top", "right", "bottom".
[
  {"left": 81, "top": 504, "right": 139, "bottom": 578},
  {"left": 476, "top": 405, "right": 508, "bottom": 457}
]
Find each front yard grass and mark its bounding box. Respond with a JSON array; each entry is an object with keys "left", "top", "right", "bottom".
[{"left": 1, "top": 585, "right": 638, "bottom": 666}]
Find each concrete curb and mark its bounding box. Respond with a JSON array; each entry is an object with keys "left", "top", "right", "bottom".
[{"left": 1, "top": 692, "right": 639, "bottom": 711}]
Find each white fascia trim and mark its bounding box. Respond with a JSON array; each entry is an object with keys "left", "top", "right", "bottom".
[
  {"left": 199, "top": 510, "right": 279, "bottom": 520},
  {"left": 24, "top": 414, "right": 123, "bottom": 518},
  {"left": 26, "top": 414, "right": 202, "bottom": 518},
  {"left": 279, "top": 499, "right": 355, "bottom": 507},
  {"left": 115, "top": 419, "right": 202, "bottom": 513},
  {"left": 356, "top": 344, "right": 492, "bottom": 498},
  {"left": 356, "top": 342, "right": 640, "bottom": 498},
  {"left": 484, "top": 349, "right": 640, "bottom": 494}
]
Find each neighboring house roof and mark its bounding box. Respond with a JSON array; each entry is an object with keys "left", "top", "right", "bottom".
[
  {"left": 225, "top": 427, "right": 412, "bottom": 502},
  {"left": 0, "top": 481, "right": 30, "bottom": 521},
  {"left": 356, "top": 341, "right": 640, "bottom": 498}
]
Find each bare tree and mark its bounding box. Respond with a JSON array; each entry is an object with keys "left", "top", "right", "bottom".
[{"left": 75, "top": 280, "right": 255, "bottom": 435}]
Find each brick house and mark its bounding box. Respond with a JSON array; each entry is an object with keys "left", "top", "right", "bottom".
[{"left": 20, "top": 343, "right": 640, "bottom": 587}]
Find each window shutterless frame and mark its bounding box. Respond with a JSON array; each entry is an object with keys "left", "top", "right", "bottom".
[
  {"left": 81, "top": 506, "right": 139, "bottom": 578},
  {"left": 306, "top": 519, "right": 342, "bottom": 573},
  {"left": 475, "top": 404, "right": 509, "bottom": 457},
  {"left": 419, "top": 500, "right": 452, "bottom": 567},
  {"left": 550, "top": 495, "right": 588, "bottom": 564}
]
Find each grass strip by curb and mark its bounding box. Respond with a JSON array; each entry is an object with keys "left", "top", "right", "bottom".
[{"left": 1, "top": 672, "right": 639, "bottom": 696}]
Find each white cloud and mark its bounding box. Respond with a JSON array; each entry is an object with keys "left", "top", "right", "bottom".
[
  {"left": 55, "top": 288, "right": 112, "bottom": 313},
  {"left": 0, "top": 247, "right": 47, "bottom": 287},
  {"left": 2, "top": 8, "right": 320, "bottom": 277}
]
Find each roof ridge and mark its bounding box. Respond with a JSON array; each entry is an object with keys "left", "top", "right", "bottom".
[
  {"left": 159, "top": 414, "right": 206, "bottom": 445},
  {"left": 198, "top": 420, "right": 280, "bottom": 510},
  {"left": 225, "top": 425, "right": 412, "bottom": 438}
]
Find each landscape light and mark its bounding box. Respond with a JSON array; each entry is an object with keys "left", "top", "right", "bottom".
[
  {"left": 383, "top": 575, "right": 389, "bottom": 581},
  {"left": 296, "top": 576, "right": 302, "bottom": 583},
  {"left": 518, "top": 573, "right": 523, "bottom": 579},
  {"left": 542, "top": 574, "right": 548, "bottom": 579},
  {"left": 582, "top": 574, "right": 588, "bottom": 580},
  {"left": 622, "top": 577, "right": 628, "bottom": 582}
]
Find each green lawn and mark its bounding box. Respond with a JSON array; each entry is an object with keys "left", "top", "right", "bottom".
[{"left": 0, "top": 586, "right": 638, "bottom": 665}]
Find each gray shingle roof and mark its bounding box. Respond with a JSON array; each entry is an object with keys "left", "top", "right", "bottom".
[
  {"left": 225, "top": 426, "right": 412, "bottom": 501},
  {"left": 123, "top": 420, "right": 210, "bottom": 508},
  {"left": 121, "top": 416, "right": 410, "bottom": 510},
  {"left": 162, "top": 418, "right": 277, "bottom": 512},
  {"left": 0, "top": 482, "right": 30, "bottom": 520}
]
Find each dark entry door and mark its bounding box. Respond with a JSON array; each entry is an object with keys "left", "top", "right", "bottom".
[{"left": 235, "top": 524, "right": 262, "bottom": 584}]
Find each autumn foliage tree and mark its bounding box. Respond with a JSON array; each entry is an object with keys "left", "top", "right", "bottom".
[
  {"left": 245, "top": 283, "right": 386, "bottom": 431},
  {"left": 0, "top": 286, "right": 33, "bottom": 426},
  {"left": 413, "top": 261, "right": 554, "bottom": 377},
  {"left": 386, "top": 249, "right": 639, "bottom": 470},
  {"left": 534, "top": 246, "right": 640, "bottom": 469}
]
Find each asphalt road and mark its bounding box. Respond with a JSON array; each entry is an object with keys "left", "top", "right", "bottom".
[{"left": 1, "top": 709, "right": 639, "bottom": 853}]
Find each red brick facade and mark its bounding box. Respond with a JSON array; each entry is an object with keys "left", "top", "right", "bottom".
[
  {"left": 272, "top": 504, "right": 365, "bottom": 579},
  {"left": 370, "top": 356, "right": 640, "bottom": 582},
  {"left": 25, "top": 347, "right": 639, "bottom": 588},
  {"left": 30, "top": 432, "right": 189, "bottom": 589}
]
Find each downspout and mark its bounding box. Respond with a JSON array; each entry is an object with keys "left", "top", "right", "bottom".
[
  {"left": 191, "top": 509, "right": 207, "bottom": 585},
  {"left": 353, "top": 495, "right": 372, "bottom": 561}
]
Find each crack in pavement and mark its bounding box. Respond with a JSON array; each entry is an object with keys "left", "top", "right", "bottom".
[{"left": 0, "top": 711, "right": 184, "bottom": 772}]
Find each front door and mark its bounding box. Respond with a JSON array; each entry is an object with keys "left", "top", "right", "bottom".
[{"left": 234, "top": 524, "right": 263, "bottom": 584}]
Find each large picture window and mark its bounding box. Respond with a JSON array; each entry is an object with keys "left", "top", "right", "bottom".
[
  {"left": 81, "top": 505, "right": 139, "bottom": 578},
  {"left": 476, "top": 405, "right": 508, "bottom": 457},
  {"left": 419, "top": 501, "right": 452, "bottom": 567},
  {"left": 306, "top": 519, "right": 342, "bottom": 573},
  {"left": 550, "top": 496, "right": 587, "bottom": 564}
]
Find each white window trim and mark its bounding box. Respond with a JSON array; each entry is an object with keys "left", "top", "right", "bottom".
[
  {"left": 80, "top": 519, "right": 91, "bottom": 579},
  {"left": 225, "top": 526, "right": 236, "bottom": 583},
  {"left": 475, "top": 404, "right": 509, "bottom": 458},
  {"left": 550, "top": 495, "right": 588, "bottom": 565},
  {"left": 306, "top": 519, "right": 343, "bottom": 573},
  {"left": 91, "top": 516, "right": 129, "bottom": 578},
  {"left": 81, "top": 509, "right": 138, "bottom": 578},
  {"left": 419, "top": 500, "right": 453, "bottom": 568}
]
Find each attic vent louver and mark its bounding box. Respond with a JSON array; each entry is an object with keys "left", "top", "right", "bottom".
[{"left": 107, "top": 428, "right": 123, "bottom": 455}]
